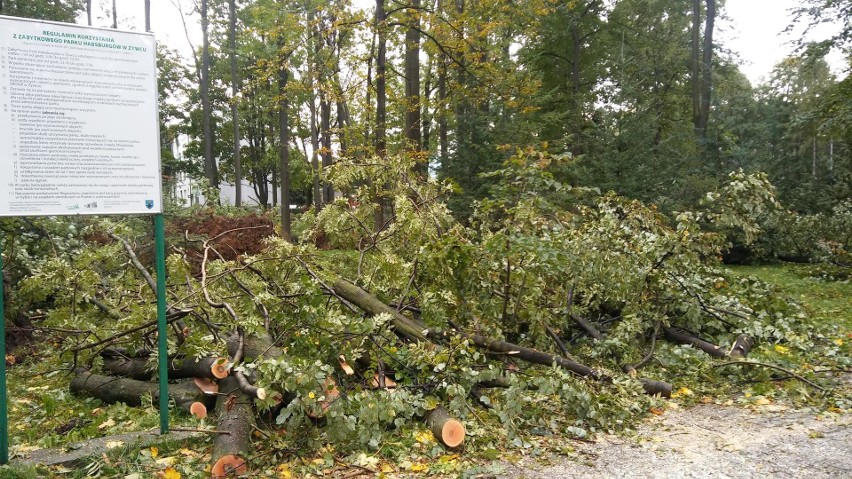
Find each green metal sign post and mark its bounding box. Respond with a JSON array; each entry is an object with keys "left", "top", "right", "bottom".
[
  {"left": 0, "top": 248, "right": 8, "bottom": 464},
  {"left": 155, "top": 214, "right": 170, "bottom": 435}
]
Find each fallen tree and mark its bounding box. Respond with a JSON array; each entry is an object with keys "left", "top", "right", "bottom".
[
  {"left": 24, "top": 165, "right": 831, "bottom": 474},
  {"left": 70, "top": 369, "right": 211, "bottom": 419}
]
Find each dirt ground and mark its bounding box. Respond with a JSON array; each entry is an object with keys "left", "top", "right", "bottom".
[{"left": 500, "top": 399, "right": 852, "bottom": 479}]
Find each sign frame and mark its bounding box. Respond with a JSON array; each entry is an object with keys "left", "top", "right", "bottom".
[{"left": 0, "top": 15, "right": 164, "bottom": 217}]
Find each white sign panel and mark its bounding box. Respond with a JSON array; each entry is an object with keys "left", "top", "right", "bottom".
[{"left": 0, "top": 16, "right": 162, "bottom": 216}]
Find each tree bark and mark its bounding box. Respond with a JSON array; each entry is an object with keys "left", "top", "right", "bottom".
[
  {"left": 405, "top": 0, "right": 423, "bottom": 174},
  {"left": 70, "top": 370, "right": 210, "bottom": 418},
  {"left": 333, "top": 279, "right": 427, "bottom": 342},
  {"left": 210, "top": 376, "right": 253, "bottom": 478},
  {"left": 374, "top": 0, "right": 387, "bottom": 232},
  {"left": 201, "top": 0, "right": 218, "bottom": 188},
  {"left": 438, "top": 54, "right": 448, "bottom": 169},
  {"left": 144, "top": 0, "right": 151, "bottom": 32},
  {"left": 279, "top": 61, "right": 291, "bottom": 240},
  {"left": 699, "top": 0, "right": 715, "bottom": 135},
  {"left": 321, "top": 97, "right": 334, "bottom": 203},
  {"left": 307, "top": 7, "right": 322, "bottom": 209},
  {"left": 729, "top": 334, "right": 754, "bottom": 358},
  {"left": 229, "top": 0, "right": 242, "bottom": 206},
  {"left": 331, "top": 279, "right": 598, "bottom": 377},
  {"left": 569, "top": 312, "right": 603, "bottom": 340},
  {"left": 663, "top": 326, "right": 726, "bottom": 358},
  {"left": 691, "top": 0, "right": 701, "bottom": 132},
  {"left": 225, "top": 332, "right": 283, "bottom": 361},
  {"left": 101, "top": 355, "right": 229, "bottom": 381}
]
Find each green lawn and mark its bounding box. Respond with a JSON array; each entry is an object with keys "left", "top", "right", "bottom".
[{"left": 727, "top": 263, "right": 852, "bottom": 331}]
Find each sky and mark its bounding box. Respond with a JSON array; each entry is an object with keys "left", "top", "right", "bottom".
[{"left": 88, "top": 0, "right": 845, "bottom": 86}]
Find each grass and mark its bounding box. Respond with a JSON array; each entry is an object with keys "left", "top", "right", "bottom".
[{"left": 727, "top": 263, "right": 852, "bottom": 331}]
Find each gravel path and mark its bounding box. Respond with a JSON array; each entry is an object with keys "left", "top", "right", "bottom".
[{"left": 500, "top": 402, "right": 852, "bottom": 479}]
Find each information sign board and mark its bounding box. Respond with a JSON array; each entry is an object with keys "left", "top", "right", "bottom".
[{"left": 0, "top": 16, "right": 161, "bottom": 216}]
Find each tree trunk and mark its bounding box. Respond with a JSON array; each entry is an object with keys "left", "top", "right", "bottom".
[
  {"left": 374, "top": 0, "right": 387, "bottom": 232},
  {"left": 70, "top": 370, "right": 210, "bottom": 418},
  {"left": 308, "top": 7, "right": 322, "bottom": 209},
  {"left": 425, "top": 406, "right": 465, "bottom": 448},
  {"left": 663, "top": 326, "right": 726, "bottom": 358},
  {"left": 698, "top": 0, "right": 715, "bottom": 135},
  {"left": 729, "top": 334, "right": 754, "bottom": 358},
  {"left": 225, "top": 332, "right": 284, "bottom": 361},
  {"left": 422, "top": 56, "right": 432, "bottom": 155},
  {"left": 144, "top": 0, "right": 151, "bottom": 32},
  {"left": 279, "top": 62, "right": 291, "bottom": 240},
  {"left": 691, "top": 0, "right": 701, "bottom": 132},
  {"left": 229, "top": 0, "right": 242, "bottom": 206},
  {"left": 438, "top": 54, "right": 448, "bottom": 169},
  {"left": 331, "top": 279, "right": 599, "bottom": 378},
  {"left": 333, "top": 279, "right": 427, "bottom": 342},
  {"left": 569, "top": 312, "right": 603, "bottom": 340},
  {"left": 405, "top": 0, "right": 423, "bottom": 174},
  {"left": 101, "top": 355, "right": 229, "bottom": 381},
  {"left": 321, "top": 97, "right": 334, "bottom": 204},
  {"left": 111, "top": 0, "right": 117, "bottom": 28},
  {"left": 201, "top": 0, "right": 218, "bottom": 189},
  {"left": 210, "top": 376, "right": 253, "bottom": 478}
]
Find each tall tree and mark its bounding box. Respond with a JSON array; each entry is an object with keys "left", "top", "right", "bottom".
[
  {"left": 200, "top": 0, "right": 218, "bottom": 189},
  {"left": 405, "top": 0, "right": 423, "bottom": 174},
  {"left": 279, "top": 63, "right": 291, "bottom": 240},
  {"left": 374, "top": 0, "right": 387, "bottom": 231},
  {"left": 229, "top": 0, "right": 242, "bottom": 206},
  {"left": 144, "top": 0, "right": 150, "bottom": 32},
  {"left": 691, "top": 0, "right": 716, "bottom": 137}
]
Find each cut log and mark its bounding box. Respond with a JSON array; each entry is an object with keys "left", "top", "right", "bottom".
[
  {"left": 639, "top": 379, "right": 672, "bottom": 398},
  {"left": 190, "top": 401, "right": 208, "bottom": 419},
  {"left": 210, "top": 376, "right": 253, "bottom": 478},
  {"left": 663, "top": 327, "right": 727, "bottom": 358},
  {"left": 425, "top": 406, "right": 465, "bottom": 448},
  {"left": 70, "top": 370, "right": 211, "bottom": 418},
  {"left": 194, "top": 377, "right": 219, "bottom": 395},
  {"left": 569, "top": 312, "right": 603, "bottom": 340},
  {"left": 225, "top": 332, "right": 283, "bottom": 361},
  {"left": 729, "top": 334, "right": 754, "bottom": 358},
  {"left": 101, "top": 355, "right": 229, "bottom": 381},
  {"left": 332, "top": 279, "right": 428, "bottom": 341}
]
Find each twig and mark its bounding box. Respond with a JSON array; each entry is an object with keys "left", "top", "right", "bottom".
[
  {"left": 110, "top": 233, "right": 158, "bottom": 296},
  {"left": 714, "top": 361, "right": 828, "bottom": 392},
  {"left": 70, "top": 310, "right": 192, "bottom": 353},
  {"left": 545, "top": 325, "right": 574, "bottom": 361},
  {"left": 630, "top": 320, "right": 661, "bottom": 371},
  {"left": 170, "top": 427, "right": 231, "bottom": 435}
]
